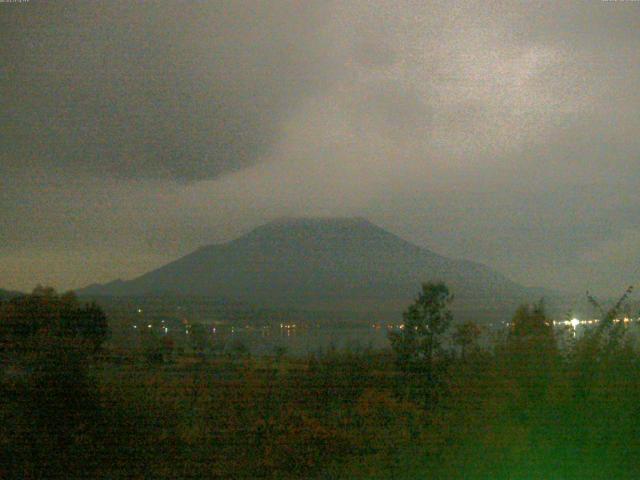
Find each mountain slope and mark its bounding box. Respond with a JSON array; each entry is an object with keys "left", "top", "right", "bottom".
[
  {"left": 0, "top": 288, "right": 23, "bottom": 301},
  {"left": 79, "top": 217, "right": 546, "bottom": 322}
]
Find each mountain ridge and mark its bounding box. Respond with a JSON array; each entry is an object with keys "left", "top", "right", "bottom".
[
  {"left": 77, "top": 217, "right": 555, "bottom": 322},
  {"left": 0, "top": 288, "right": 24, "bottom": 301}
]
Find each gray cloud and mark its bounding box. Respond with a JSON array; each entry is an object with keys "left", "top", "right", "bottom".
[
  {"left": 1, "top": 1, "right": 639, "bottom": 296},
  {"left": 1, "top": 1, "right": 336, "bottom": 180}
]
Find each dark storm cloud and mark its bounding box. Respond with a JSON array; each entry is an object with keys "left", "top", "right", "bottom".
[
  {"left": 1, "top": 1, "right": 334, "bottom": 180},
  {"left": 1, "top": 1, "right": 639, "bottom": 295}
]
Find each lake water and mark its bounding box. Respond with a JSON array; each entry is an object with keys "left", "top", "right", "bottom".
[{"left": 219, "top": 325, "right": 393, "bottom": 356}]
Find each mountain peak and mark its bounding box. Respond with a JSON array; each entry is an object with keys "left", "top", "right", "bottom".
[
  {"left": 238, "top": 216, "right": 395, "bottom": 244},
  {"left": 265, "top": 216, "right": 373, "bottom": 228}
]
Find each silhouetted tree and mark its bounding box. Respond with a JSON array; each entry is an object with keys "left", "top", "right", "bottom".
[
  {"left": 189, "top": 323, "right": 209, "bottom": 355},
  {"left": 573, "top": 286, "right": 635, "bottom": 399},
  {"left": 452, "top": 321, "right": 482, "bottom": 360},
  {"left": 389, "top": 282, "right": 453, "bottom": 372},
  {"left": 0, "top": 287, "right": 108, "bottom": 360},
  {"left": 226, "top": 338, "right": 250, "bottom": 358},
  {"left": 0, "top": 287, "right": 108, "bottom": 477},
  {"left": 273, "top": 345, "right": 288, "bottom": 362},
  {"left": 505, "top": 301, "right": 557, "bottom": 402}
]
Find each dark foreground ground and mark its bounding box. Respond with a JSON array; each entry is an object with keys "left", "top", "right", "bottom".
[
  {"left": 3, "top": 340, "right": 640, "bottom": 480},
  {"left": 2, "top": 289, "right": 640, "bottom": 479}
]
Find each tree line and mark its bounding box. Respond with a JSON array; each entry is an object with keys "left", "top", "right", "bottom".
[{"left": 1, "top": 283, "right": 639, "bottom": 479}]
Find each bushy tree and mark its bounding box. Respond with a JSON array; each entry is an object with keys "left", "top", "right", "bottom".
[
  {"left": 504, "top": 301, "right": 557, "bottom": 402},
  {"left": 452, "top": 321, "right": 482, "bottom": 360},
  {"left": 0, "top": 287, "right": 108, "bottom": 477},
  {"left": 0, "top": 286, "right": 108, "bottom": 357},
  {"left": 389, "top": 282, "right": 453, "bottom": 372},
  {"left": 189, "top": 322, "right": 209, "bottom": 354},
  {"left": 509, "top": 301, "right": 553, "bottom": 340},
  {"left": 573, "top": 286, "right": 635, "bottom": 399}
]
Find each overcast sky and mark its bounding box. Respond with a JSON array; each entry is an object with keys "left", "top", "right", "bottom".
[{"left": 2, "top": 1, "right": 639, "bottom": 295}]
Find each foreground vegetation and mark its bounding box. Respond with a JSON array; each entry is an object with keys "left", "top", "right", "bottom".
[{"left": 1, "top": 285, "right": 640, "bottom": 479}]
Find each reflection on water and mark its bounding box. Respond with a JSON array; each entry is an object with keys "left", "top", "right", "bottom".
[{"left": 220, "top": 325, "right": 392, "bottom": 356}]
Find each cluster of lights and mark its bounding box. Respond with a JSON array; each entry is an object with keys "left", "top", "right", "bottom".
[
  {"left": 279, "top": 324, "right": 297, "bottom": 329},
  {"left": 132, "top": 321, "right": 170, "bottom": 333},
  {"left": 615, "top": 317, "right": 633, "bottom": 324},
  {"left": 553, "top": 317, "right": 637, "bottom": 328}
]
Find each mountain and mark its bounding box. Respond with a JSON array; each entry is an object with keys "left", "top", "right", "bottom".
[
  {"left": 0, "top": 288, "right": 23, "bottom": 301},
  {"left": 78, "top": 217, "right": 555, "bottom": 323}
]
